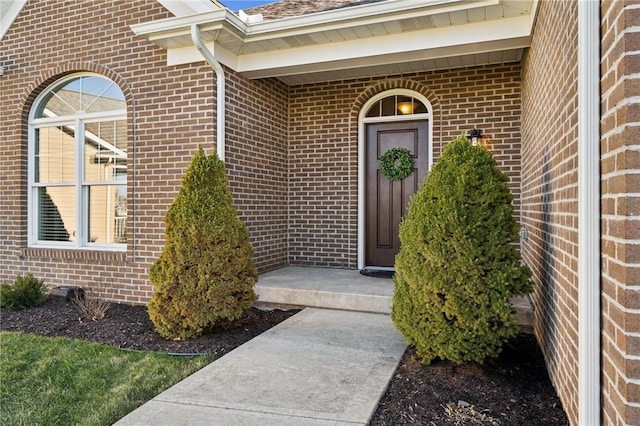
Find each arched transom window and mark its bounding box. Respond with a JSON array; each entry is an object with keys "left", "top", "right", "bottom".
[
  {"left": 365, "top": 94, "right": 428, "bottom": 117},
  {"left": 28, "top": 73, "right": 127, "bottom": 249}
]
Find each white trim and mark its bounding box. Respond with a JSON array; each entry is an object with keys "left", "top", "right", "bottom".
[
  {"left": 30, "top": 109, "right": 126, "bottom": 127},
  {"left": 157, "top": 0, "right": 222, "bottom": 17},
  {"left": 243, "top": 0, "right": 498, "bottom": 38},
  {"left": 235, "top": 16, "right": 532, "bottom": 74},
  {"left": 0, "top": 0, "right": 27, "bottom": 42},
  {"left": 357, "top": 89, "right": 433, "bottom": 269},
  {"left": 160, "top": 15, "right": 532, "bottom": 77},
  {"left": 578, "top": 1, "right": 601, "bottom": 424},
  {"left": 27, "top": 73, "right": 127, "bottom": 251},
  {"left": 132, "top": 1, "right": 537, "bottom": 82}
]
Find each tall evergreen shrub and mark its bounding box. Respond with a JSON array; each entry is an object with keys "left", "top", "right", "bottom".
[
  {"left": 391, "top": 135, "right": 532, "bottom": 364},
  {"left": 148, "top": 147, "right": 257, "bottom": 339}
]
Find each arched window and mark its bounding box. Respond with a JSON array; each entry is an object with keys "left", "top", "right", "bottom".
[
  {"left": 28, "top": 73, "right": 127, "bottom": 249},
  {"left": 365, "top": 94, "right": 428, "bottom": 117}
]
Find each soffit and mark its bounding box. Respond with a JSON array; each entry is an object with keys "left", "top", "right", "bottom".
[{"left": 134, "top": 0, "right": 537, "bottom": 85}]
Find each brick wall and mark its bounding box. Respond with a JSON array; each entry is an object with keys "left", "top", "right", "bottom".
[
  {"left": 1, "top": 0, "right": 524, "bottom": 303},
  {"left": 0, "top": 0, "right": 288, "bottom": 304},
  {"left": 520, "top": 1, "right": 579, "bottom": 423},
  {"left": 225, "top": 74, "right": 289, "bottom": 273},
  {"left": 601, "top": 1, "right": 640, "bottom": 424},
  {"left": 288, "top": 65, "right": 523, "bottom": 267},
  {"left": 522, "top": 2, "right": 640, "bottom": 423}
]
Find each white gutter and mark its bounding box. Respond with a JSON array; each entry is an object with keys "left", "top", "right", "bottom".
[
  {"left": 578, "top": 1, "right": 600, "bottom": 424},
  {"left": 190, "top": 23, "right": 225, "bottom": 161}
]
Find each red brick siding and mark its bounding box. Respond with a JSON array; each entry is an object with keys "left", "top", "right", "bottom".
[
  {"left": 0, "top": 0, "right": 288, "bottom": 304},
  {"left": 521, "top": 1, "right": 579, "bottom": 423},
  {"left": 288, "top": 65, "right": 523, "bottom": 266},
  {"left": 601, "top": 1, "right": 640, "bottom": 424}
]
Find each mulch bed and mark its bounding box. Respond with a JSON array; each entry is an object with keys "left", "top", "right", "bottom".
[
  {"left": 371, "top": 334, "right": 569, "bottom": 425},
  {"left": 0, "top": 296, "right": 298, "bottom": 356},
  {"left": 1, "top": 297, "right": 569, "bottom": 425}
]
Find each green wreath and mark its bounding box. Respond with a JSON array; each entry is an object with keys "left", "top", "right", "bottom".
[{"left": 379, "top": 147, "right": 414, "bottom": 181}]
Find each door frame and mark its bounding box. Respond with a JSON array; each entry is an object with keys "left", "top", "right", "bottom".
[{"left": 357, "top": 89, "right": 433, "bottom": 270}]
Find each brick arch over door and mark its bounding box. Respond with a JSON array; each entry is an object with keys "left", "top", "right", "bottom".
[
  {"left": 351, "top": 79, "right": 442, "bottom": 157},
  {"left": 352, "top": 80, "right": 440, "bottom": 269},
  {"left": 19, "top": 63, "right": 136, "bottom": 252}
]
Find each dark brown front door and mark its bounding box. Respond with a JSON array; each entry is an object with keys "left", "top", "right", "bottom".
[{"left": 365, "top": 120, "right": 429, "bottom": 267}]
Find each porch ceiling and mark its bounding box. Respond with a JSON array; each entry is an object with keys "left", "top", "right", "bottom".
[{"left": 132, "top": 0, "right": 537, "bottom": 85}]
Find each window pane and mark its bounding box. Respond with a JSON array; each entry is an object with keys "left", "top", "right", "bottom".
[
  {"left": 35, "top": 77, "right": 83, "bottom": 118},
  {"left": 82, "top": 76, "right": 125, "bottom": 113},
  {"left": 34, "top": 76, "right": 125, "bottom": 118},
  {"left": 364, "top": 95, "right": 428, "bottom": 118},
  {"left": 38, "top": 187, "right": 74, "bottom": 242},
  {"left": 84, "top": 120, "right": 127, "bottom": 181},
  {"left": 381, "top": 96, "right": 396, "bottom": 116},
  {"left": 366, "top": 100, "right": 382, "bottom": 117},
  {"left": 413, "top": 103, "right": 428, "bottom": 114},
  {"left": 87, "top": 185, "right": 127, "bottom": 244},
  {"left": 35, "top": 127, "right": 75, "bottom": 183}
]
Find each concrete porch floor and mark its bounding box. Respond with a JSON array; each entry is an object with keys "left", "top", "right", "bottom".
[{"left": 255, "top": 266, "right": 534, "bottom": 330}]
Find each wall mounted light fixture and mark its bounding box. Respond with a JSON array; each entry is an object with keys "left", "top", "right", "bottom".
[{"left": 468, "top": 128, "right": 483, "bottom": 146}]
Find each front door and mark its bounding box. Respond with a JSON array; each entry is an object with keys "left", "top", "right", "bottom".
[{"left": 365, "top": 120, "right": 429, "bottom": 267}]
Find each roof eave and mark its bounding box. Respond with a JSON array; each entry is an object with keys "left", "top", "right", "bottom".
[{"left": 131, "top": 0, "right": 538, "bottom": 82}]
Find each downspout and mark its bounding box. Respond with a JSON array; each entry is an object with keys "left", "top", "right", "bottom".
[
  {"left": 190, "top": 24, "right": 225, "bottom": 161},
  {"left": 578, "top": 1, "right": 600, "bottom": 424}
]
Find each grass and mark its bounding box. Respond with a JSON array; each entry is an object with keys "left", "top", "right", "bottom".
[{"left": 0, "top": 332, "right": 211, "bottom": 426}]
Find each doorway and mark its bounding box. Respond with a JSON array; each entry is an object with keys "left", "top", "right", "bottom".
[
  {"left": 365, "top": 121, "right": 429, "bottom": 266},
  {"left": 358, "top": 90, "right": 432, "bottom": 269}
]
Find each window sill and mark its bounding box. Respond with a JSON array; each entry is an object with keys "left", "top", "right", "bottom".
[{"left": 21, "top": 247, "right": 126, "bottom": 263}]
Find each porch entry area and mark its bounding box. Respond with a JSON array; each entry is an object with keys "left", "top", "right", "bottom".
[
  {"left": 255, "top": 266, "right": 534, "bottom": 330},
  {"left": 359, "top": 90, "right": 432, "bottom": 269}
]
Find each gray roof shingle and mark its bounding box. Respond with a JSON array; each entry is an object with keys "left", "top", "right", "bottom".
[{"left": 241, "top": 0, "right": 385, "bottom": 20}]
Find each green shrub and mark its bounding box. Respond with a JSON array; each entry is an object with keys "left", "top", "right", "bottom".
[
  {"left": 391, "top": 135, "right": 533, "bottom": 364},
  {"left": 0, "top": 273, "right": 47, "bottom": 309},
  {"left": 148, "top": 147, "right": 257, "bottom": 339}
]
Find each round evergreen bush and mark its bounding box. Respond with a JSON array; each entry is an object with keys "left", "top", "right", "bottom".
[
  {"left": 148, "top": 147, "right": 257, "bottom": 339},
  {"left": 391, "top": 135, "right": 533, "bottom": 364},
  {"left": 0, "top": 273, "right": 47, "bottom": 310}
]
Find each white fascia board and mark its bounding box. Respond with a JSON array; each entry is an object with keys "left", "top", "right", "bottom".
[
  {"left": 165, "top": 13, "right": 532, "bottom": 74},
  {"left": 156, "top": 0, "right": 222, "bottom": 17},
  {"left": 243, "top": 0, "right": 499, "bottom": 41},
  {"left": 241, "top": 40, "right": 529, "bottom": 80},
  {"left": 236, "top": 14, "right": 532, "bottom": 75},
  {"left": 133, "top": 0, "right": 499, "bottom": 46},
  {"left": 131, "top": 9, "right": 246, "bottom": 37},
  {"left": 0, "top": 0, "right": 28, "bottom": 42}
]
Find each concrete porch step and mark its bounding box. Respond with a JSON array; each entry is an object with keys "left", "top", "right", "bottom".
[
  {"left": 255, "top": 266, "right": 534, "bottom": 330},
  {"left": 256, "top": 266, "right": 394, "bottom": 314}
]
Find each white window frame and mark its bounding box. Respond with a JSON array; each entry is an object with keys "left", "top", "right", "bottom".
[{"left": 28, "top": 73, "right": 127, "bottom": 251}]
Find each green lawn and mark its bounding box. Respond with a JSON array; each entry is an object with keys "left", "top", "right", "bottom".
[{"left": 0, "top": 332, "right": 211, "bottom": 426}]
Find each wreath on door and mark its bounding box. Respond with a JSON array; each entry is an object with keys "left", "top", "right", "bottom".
[{"left": 379, "top": 147, "right": 414, "bottom": 181}]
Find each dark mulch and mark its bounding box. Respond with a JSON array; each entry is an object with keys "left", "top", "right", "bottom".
[
  {"left": 0, "top": 296, "right": 298, "bottom": 356},
  {"left": 1, "top": 297, "right": 569, "bottom": 425},
  {"left": 371, "top": 334, "right": 569, "bottom": 425}
]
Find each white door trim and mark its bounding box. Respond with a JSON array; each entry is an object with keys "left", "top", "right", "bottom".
[{"left": 357, "top": 89, "right": 433, "bottom": 269}]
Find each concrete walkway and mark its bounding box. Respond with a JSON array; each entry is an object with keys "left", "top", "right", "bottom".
[{"left": 114, "top": 308, "right": 407, "bottom": 425}]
